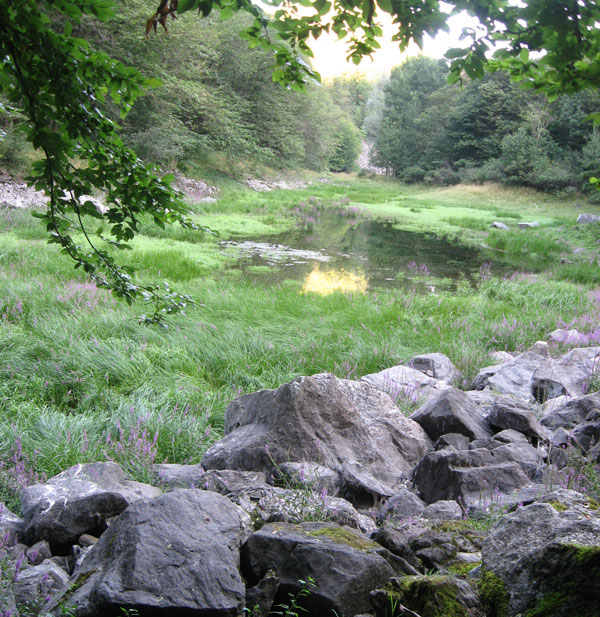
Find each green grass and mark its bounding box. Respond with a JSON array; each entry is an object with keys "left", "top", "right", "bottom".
[{"left": 1, "top": 175, "right": 599, "bottom": 505}]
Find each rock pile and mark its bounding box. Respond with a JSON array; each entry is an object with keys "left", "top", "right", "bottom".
[{"left": 3, "top": 345, "right": 600, "bottom": 616}]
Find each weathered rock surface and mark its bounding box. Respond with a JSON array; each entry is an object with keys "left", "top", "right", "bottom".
[
  {"left": 153, "top": 464, "right": 267, "bottom": 492},
  {"left": 242, "top": 521, "right": 397, "bottom": 617},
  {"left": 360, "top": 364, "right": 450, "bottom": 404},
  {"left": 377, "top": 489, "right": 426, "bottom": 522},
  {"left": 15, "top": 559, "right": 69, "bottom": 609},
  {"left": 412, "top": 447, "right": 530, "bottom": 505},
  {"left": 490, "top": 221, "right": 509, "bottom": 230},
  {"left": 411, "top": 388, "right": 492, "bottom": 443},
  {"left": 371, "top": 574, "right": 482, "bottom": 617},
  {"left": 0, "top": 503, "right": 23, "bottom": 545},
  {"left": 487, "top": 395, "right": 547, "bottom": 445},
  {"left": 202, "top": 374, "right": 433, "bottom": 505},
  {"left": 49, "top": 489, "right": 248, "bottom": 616},
  {"left": 408, "top": 353, "right": 460, "bottom": 383},
  {"left": 481, "top": 493, "right": 600, "bottom": 617},
  {"left": 576, "top": 213, "right": 600, "bottom": 224},
  {"left": 541, "top": 391, "right": 600, "bottom": 429},
  {"left": 532, "top": 346, "right": 600, "bottom": 401},
  {"left": 471, "top": 352, "right": 546, "bottom": 400},
  {"left": 21, "top": 462, "right": 161, "bottom": 552}
]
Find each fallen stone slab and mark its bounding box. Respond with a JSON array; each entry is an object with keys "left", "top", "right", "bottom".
[{"left": 487, "top": 395, "right": 547, "bottom": 445}]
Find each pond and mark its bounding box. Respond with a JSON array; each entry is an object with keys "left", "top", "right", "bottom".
[{"left": 219, "top": 207, "right": 511, "bottom": 294}]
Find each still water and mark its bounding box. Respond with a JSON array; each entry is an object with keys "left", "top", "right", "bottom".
[{"left": 220, "top": 209, "right": 508, "bottom": 294}]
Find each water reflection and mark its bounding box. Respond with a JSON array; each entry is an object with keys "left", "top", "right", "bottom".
[{"left": 302, "top": 265, "right": 368, "bottom": 295}]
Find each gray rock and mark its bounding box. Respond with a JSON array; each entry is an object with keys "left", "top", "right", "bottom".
[
  {"left": 226, "top": 485, "right": 375, "bottom": 534},
  {"left": 518, "top": 221, "right": 540, "bottom": 228},
  {"left": 360, "top": 363, "right": 450, "bottom": 405},
  {"left": 464, "top": 389, "right": 499, "bottom": 415},
  {"left": 570, "top": 421, "right": 600, "bottom": 451},
  {"left": 21, "top": 462, "right": 161, "bottom": 553},
  {"left": 422, "top": 500, "right": 463, "bottom": 521},
  {"left": 411, "top": 388, "right": 492, "bottom": 443},
  {"left": 576, "top": 213, "right": 600, "bottom": 224},
  {"left": 412, "top": 447, "right": 530, "bottom": 505},
  {"left": 153, "top": 464, "right": 267, "bottom": 492},
  {"left": 0, "top": 502, "right": 23, "bottom": 545},
  {"left": 532, "top": 346, "right": 600, "bottom": 401},
  {"left": 408, "top": 353, "right": 460, "bottom": 383},
  {"left": 15, "top": 559, "right": 69, "bottom": 609},
  {"left": 471, "top": 352, "right": 546, "bottom": 400},
  {"left": 49, "top": 489, "right": 247, "bottom": 616},
  {"left": 528, "top": 340, "right": 550, "bottom": 357},
  {"left": 547, "top": 328, "right": 582, "bottom": 344},
  {"left": 481, "top": 499, "right": 600, "bottom": 616},
  {"left": 434, "top": 433, "right": 471, "bottom": 452},
  {"left": 490, "top": 442, "right": 546, "bottom": 481},
  {"left": 277, "top": 462, "right": 341, "bottom": 497},
  {"left": 245, "top": 571, "right": 279, "bottom": 617},
  {"left": 541, "top": 391, "right": 600, "bottom": 429},
  {"left": 492, "top": 428, "right": 529, "bottom": 444},
  {"left": 202, "top": 374, "right": 432, "bottom": 506},
  {"left": 242, "top": 521, "right": 397, "bottom": 617},
  {"left": 488, "top": 395, "right": 547, "bottom": 445},
  {"left": 26, "top": 540, "right": 52, "bottom": 565},
  {"left": 491, "top": 221, "right": 510, "bottom": 230},
  {"left": 487, "top": 351, "right": 514, "bottom": 364},
  {"left": 377, "top": 489, "right": 426, "bottom": 522}
]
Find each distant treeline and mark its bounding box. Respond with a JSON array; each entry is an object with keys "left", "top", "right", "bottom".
[{"left": 367, "top": 57, "right": 600, "bottom": 195}]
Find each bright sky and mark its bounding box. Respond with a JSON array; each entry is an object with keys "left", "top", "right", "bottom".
[{"left": 311, "top": 10, "right": 481, "bottom": 80}]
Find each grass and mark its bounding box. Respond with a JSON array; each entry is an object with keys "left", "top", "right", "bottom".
[{"left": 1, "top": 175, "right": 600, "bottom": 506}]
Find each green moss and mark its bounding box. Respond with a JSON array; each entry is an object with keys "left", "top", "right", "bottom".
[
  {"left": 448, "top": 561, "right": 481, "bottom": 577},
  {"left": 306, "top": 526, "right": 378, "bottom": 551},
  {"left": 479, "top": 570, "right": 509, "bottom": 617},
  {"left": 524, "top": 593, "right": 569, "bottom": 617},
  {"left": 586, "top": 497, "right": 599, "bottom": 510},
  {"left": 548, "top": 501, "right": 569, "bottom": 512}
]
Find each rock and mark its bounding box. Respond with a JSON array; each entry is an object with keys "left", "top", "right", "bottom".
[
  {"left": 532, "top": 346, "right": 600, "bottom": 401},
  {"left": 0, "top": 503, "right": 23, "bottom": 545},
  {"left": 377, "top": 489, "right": 426, "bottom": 522},
  {"left": 433, "top": 433, "right": 471, "bottom": 452},
  {"left": 481, "top": 498, "right": 600, "bottom": 616},
  {"left": 49, "top": 489, "right": 247, "bottom": 616},
  {"left": 26, "top": 540, "right": 52, "bottom": 565},
  {"left": 541, "top": 392, "right": 600, "bottom": 429},
  {"left": 245, "top": 571, "right": 279, "bottom": 617},
  {"left": 489, "top": 442, "right": 546, "bottom": 481},
  {"left": 487, "top": 350, "right": 514, "bottom": 364},
  {"left": 408, "top": 353, "right": 460, "bottom": 383},
  {"left": 548, "top": 328, "right": 582, "bottom": 344},
  {"left": 202, "top": 374, "right": 432, "bottom": 506},
  {"left": 464, "top": 390, "right": 498, "bottom": 415},
  {"left": 410, "top": 388, "right": 493, "bottom": 443},
  {"left": 518, "top": 221, "right": 540, "bottom": 228},
  {"left": 360, "top": 363, "right": 450, "bottom": 405},
  {"left": 491, "top": 221, "right": 510, "bottom": 230},
  {"left": 242, "top": 521, "right": 397, "bottom": 617},
  {"left": 78, "top": 533, "right": 98, "bottom": 548},
  {"left": 422, "top": 500, "right": 463, "bottom": 521},
  {"left": 471, "top": 352, "right": 546, "bottom": 400},
  {"left": 528, "top": 340, "right": 550, "bottom": 357},
  {"left": 153, "top": 464, "right": 267, "bottom": 492},
  {"left": 371, "top": 575, "right": 481, "bottom": 617},
  {"left": 21, "top": 462, "right": 161, "bottom": 553},
  {"left": 492, "top": 428, "right": 529, "bottom": 444},
  {"left": 226, "top": 485, "right": 374, "bottom": 534},
  {"left": 15, "top": 559, "right": 69, "bottom": 609},
  {"left": 277, "top": 462, "right": 341, "bottom": 496},
  {"left": 487, "top": 395, "right": 547, "bottom": 445},
  {"left": 412, "top": 447, "right": 530, "bottom": 506},
  {"left": 576, "top": 213, "right": 600, "bottom": 224},
  {"left": 570, "top": 421, "right": 600, "bottom": 452}
]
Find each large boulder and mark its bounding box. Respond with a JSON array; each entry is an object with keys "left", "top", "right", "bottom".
[
  {"left": 21, "top": 462, "right": 161, "bottom": 553},
  {"left": 471, "top": 352, "right": 546, "bottom": 400},
  {"left": 410, "top": 388, "right": 492, "bottom": 443},
  {"left": 202, "top": 374, "right": 432, "bottom": 506},
  {"left": 412, "top": 447, "right": 529, "bottom": 506},
  {"left": 532, "top": 346, "right": 600, "bottom": 402},
  {"left": 481, "top": 492, "right": 600, "bottom": 617},
  {"left": 541, "top": 391, "right": 600, "bottom": 429},
  {"left": 360, "top": 364, "right": 450, "bottom": 405},
  {"left": 153, "top": 464, "right": 267, "bottom": 492},
  {"left": 15, "top": 559, "right": 70, "bottom": 610},
  {"left": 48, "top": 489, "right": 248, "bottom": 617},
  {"left": 242, "top": 521, "right": 397, "bottom": 617}
]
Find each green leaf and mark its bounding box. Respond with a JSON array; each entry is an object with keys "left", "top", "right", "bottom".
[{"left": 177, "top": 0, "right": 198, "bottom": 13}]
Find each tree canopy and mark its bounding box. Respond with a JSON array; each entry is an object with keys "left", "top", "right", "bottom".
[{"left": 1, "top": 0, "right": 599, "bottom": 320}]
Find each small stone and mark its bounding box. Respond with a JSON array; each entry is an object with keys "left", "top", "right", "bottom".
[{"left": 491, "top": 221, "right": 510, "bottom": 230}]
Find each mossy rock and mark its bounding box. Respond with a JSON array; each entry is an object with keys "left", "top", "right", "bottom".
[
  {"left": 372, "top": 575, "right": 481, "bottom": 617},
  {"left": 479, "top": 570, "right": 509, "bottom": 617},
  {"left": 306, "top": 525, "right": 378, "bottom": 552}
]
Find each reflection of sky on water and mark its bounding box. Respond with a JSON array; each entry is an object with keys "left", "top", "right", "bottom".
[{"left": 302, "top": 265, "right": 368, "bottom": 295}]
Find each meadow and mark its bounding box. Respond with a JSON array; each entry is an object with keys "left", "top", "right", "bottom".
[{"left": 1, "top": 175, "right": 600, "bottom": 513}]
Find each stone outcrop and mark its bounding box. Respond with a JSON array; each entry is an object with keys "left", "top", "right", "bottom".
[{"left": 202, "top": 373, "right": 433, "bottom": 505}]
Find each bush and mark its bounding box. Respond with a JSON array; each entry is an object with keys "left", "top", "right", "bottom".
[
  {"left": 424, "top": 165, "right": 461, "bottom": 186},
  {"left": 401, "top": 165, "right": 426, "bottom": 183}
]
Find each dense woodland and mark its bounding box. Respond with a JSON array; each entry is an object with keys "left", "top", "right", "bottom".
[{"left": 0, "top": 0, "right": 598, "bottom": 193}]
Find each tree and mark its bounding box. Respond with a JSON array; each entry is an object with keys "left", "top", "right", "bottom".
[{"left": 1, "top": 0, "right": 598, "bottom": 320}]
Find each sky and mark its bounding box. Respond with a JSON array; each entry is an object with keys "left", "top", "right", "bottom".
[{"left": 310, "top": 10, "right": 481, "bottom": 80}]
